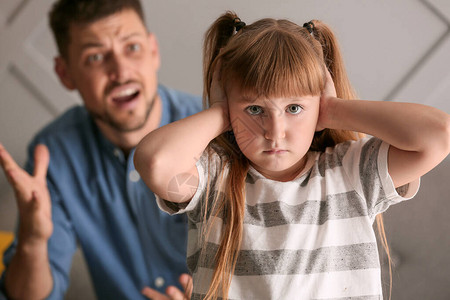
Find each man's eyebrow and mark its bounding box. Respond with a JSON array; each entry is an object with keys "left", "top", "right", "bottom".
[
  {"left": 79, "top": 32, "right": 145, "bottom": 51},
  {"left": 120, "top": 32, "right": 145, "bottom": 42},
  {"left": 80, "top": 42, "right": 104, "bottom": 51}
]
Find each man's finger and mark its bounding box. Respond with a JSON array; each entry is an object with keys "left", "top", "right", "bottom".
[
  {"left": 141, "top": 286, "right": 169, "bottom": 300},
  {"left": 33, "top": 144, "right": 50, "bottom": 179},
  {"left": 0, "top": 146, "right": 29, "bottom": 190},
  {"left": 178, "top": 273, "right": 193, "bottom": 298},
  {"left": 166, "top": 286, "right": 188, "bottom": 300},
  {"left": 0, "top": 144, "right": 22, "bottom": 174}
]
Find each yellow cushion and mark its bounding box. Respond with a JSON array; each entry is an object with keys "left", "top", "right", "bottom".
[{"left": 0, "top": 231, "right": 14, "bottom": 274}]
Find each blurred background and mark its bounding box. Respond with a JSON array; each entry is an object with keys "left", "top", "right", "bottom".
[{"left": 0, "top": 0, "right": 449, "bottom": 299}]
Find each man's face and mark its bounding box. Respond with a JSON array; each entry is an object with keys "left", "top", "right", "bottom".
[{"left": 56, "top": 9, "right": 160, "bottom": 132}]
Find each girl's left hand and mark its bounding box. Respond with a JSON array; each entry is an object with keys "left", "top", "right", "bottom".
[{"left": 316, "top": 69, "right": 338, "bottom": 131}]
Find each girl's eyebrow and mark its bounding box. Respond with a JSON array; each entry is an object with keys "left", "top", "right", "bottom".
[{"left": 235, "top": 94, "right": 315, "bottom": 105}]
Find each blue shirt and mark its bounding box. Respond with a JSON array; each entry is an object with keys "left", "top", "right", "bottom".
[{"left": 0, "top": 85, "right": 202, "bottom": 300}]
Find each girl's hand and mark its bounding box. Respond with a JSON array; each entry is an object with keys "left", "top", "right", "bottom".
[
  {"left": 316, "top": 69, "right": 338, "bottom": 131},
  {"left": 209, "top": 61, "right": 228, "bottom": 110},
  {"left": 209, "top": 61, "right": 231, "bottom": 131}
]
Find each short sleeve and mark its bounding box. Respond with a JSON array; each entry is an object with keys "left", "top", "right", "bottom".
[
  {"left": 341, "top": 137, "right": 420, "bottom": 221},
  {"left": 156, "top": 150, "right": 223, "bottom": 221}
]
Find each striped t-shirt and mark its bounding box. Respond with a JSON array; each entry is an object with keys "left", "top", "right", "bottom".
[{"left": 157, "top": 137, "right": 419, "bottom": 300}]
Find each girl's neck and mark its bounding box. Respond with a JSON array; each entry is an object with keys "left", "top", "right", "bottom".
[{"left": 251, "top": 153, "right": 312, "bottom": 182}]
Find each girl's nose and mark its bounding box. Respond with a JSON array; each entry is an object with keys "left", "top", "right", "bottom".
[{"left": 264, "top": 115, "right": 286, "bottom": 141}]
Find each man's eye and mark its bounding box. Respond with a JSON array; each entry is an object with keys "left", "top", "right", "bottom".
[
  {"left": 128, "top": 43, "right": 141, "bottom": 52},
  {"left": 286, "top": 104, "right": 302, "bottom": 114},
  {"left": 87, "top": 53, "right": 104, "bottom": 63},
  {"left": 246, "top": 105, "right": 263, "bottom": 115}
]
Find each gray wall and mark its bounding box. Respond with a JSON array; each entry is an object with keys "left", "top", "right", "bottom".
[{"left": 1, "top": 0, "right": 449, "bottom": 299}]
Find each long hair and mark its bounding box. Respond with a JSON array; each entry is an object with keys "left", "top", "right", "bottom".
[{"left": 202, "top": 11, "right": 390, "bottom": 299}]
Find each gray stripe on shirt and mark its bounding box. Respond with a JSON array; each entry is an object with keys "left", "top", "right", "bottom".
[
  {"left": 359, "top": 138, "right": 386, "bottom": 213},
  {"left": 315, "top": 296, "right": 381, "bottom": 300},
  {"left": 244, "top": 190, "right": 368, "bottom": 227},
  {"left": 190, "top": 242, "right": 379, "bottom": 276}
]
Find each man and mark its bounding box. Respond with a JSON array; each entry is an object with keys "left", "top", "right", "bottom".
[{"left": 0, "top": 0, "right": 201, "bottom": 299}]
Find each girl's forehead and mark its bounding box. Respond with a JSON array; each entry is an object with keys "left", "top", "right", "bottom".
[
  {"left": 226, "top": 76, "right": 321, "bottom": 99},
  {"left": 229, "top": 90, "right": 319, "bottom": 109},
  {"left": 228, "top": 84, "right": 317, "bottom": 104}
]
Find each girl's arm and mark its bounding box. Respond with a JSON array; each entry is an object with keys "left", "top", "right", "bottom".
[
  {"left": 134, "top": 76, "right": 229, "bottom": 203},
  {"left": 319, "top": 74, "right": 450, "bottom": 188},
  {"left": 134, "top": 104, "right": 228, "bottom": 203}
]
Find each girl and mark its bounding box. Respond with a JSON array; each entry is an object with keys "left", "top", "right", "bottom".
[{"left": 134, "top": 12, "right": 450, "bottom": 300}]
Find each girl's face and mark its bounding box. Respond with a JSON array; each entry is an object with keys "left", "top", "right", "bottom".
[{"left": 227, "top": 85, "right": 320, "bottom": 182}]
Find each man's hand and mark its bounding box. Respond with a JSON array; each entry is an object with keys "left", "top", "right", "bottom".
[
  {"left": 142, "top": 274, "right": 193, "bottom": 300},
  {"left": 0, "top": 144, "right": 53, "bottom": 243}
]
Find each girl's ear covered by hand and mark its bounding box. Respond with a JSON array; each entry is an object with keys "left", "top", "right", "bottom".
[{"left": 317, "top": 69, "right": 338, "bottom": 132}]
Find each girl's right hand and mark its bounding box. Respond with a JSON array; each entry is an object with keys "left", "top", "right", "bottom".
[
  {"left": 209, "top": 61, "right": 231, "bottom": 130},
  {"left": 209, "top": 61, "right": 228, "bottom": 110}
]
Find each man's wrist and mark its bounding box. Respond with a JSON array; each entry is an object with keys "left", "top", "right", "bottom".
[{"left": 16, "top": 236, "right": 48, "bottom": 258}]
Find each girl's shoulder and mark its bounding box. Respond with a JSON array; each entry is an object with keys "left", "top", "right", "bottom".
[
  {"left": 307, "top": 137, "right": 385, "bottom": 178},
  {"left": 318, "top": 136, "right": 383, "bottom": 161}
]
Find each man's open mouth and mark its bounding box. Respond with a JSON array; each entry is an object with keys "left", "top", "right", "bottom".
[{"left": 111, "top": 88, "right": 140, "bottom": 103}]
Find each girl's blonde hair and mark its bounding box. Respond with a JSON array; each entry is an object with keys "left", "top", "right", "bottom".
[{"left": 202, "top": 11, "right": 390, "bottom": 300}]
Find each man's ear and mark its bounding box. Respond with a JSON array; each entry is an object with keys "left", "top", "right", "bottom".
[
  {"left": 54, "top": 56, "right": 75, "bottom": 90},
  {"left": 147, "top": 33, "right": 161, "bottom": 71}
]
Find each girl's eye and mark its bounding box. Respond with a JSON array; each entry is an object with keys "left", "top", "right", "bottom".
[
  {"left": 86, "top": 53, "right": 104, "bottom": 64},
  {"left": 286, "top": 104, "right": 302, "bottom": 114},
  {"left": 246, "top": 105, "right": 263, "bottom": 115}
]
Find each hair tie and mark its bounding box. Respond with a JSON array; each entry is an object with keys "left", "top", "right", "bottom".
[
  {"left": 303, "top": 21, "right": 315, "bottom": 36},
  {"left": 233, "top": 17, "right": 246, "bottom": 33}
]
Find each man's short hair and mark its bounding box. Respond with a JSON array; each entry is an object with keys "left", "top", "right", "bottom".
[{"left": 49, "top": 0, "right": 146, "bottom": 60}]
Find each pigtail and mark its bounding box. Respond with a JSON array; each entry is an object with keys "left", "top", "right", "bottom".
[
  {"left": 310, "top": 20, "right": 392, "bottom": 299},
  {"left": 203, "top": 11, "right": 239, "bottom": 109},
  {"left": 311, "top": 20, "right": 357, "bottom": 100},
  {"left": 202, "top": 11, "right": 249, "bottom": 300},
  {"left": 305, "top": 20, "right": 361, "bottom": 151}
]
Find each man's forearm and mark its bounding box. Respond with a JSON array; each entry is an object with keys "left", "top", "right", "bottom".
[{"left": 5, "top": 241, "right": 53, "bottom": 300}]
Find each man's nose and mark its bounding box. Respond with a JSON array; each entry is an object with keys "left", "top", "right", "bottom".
[{"left": 107, "top": 53, "right": 130, "bottom": 83}]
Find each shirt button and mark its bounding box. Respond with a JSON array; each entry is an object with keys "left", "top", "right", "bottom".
[
  {"left": 154, "top": 277, "right": 165, "bottom": 288},
  {"left": 129, "top": 170, "right": 140, "bottom": 182},
  {"left": 113, "top": 148, "right": 121, "bottom": 158}
]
